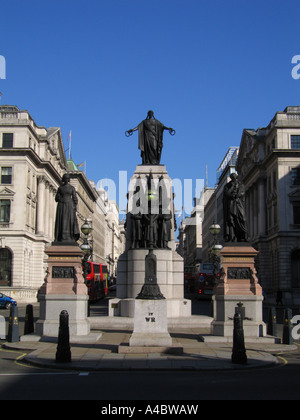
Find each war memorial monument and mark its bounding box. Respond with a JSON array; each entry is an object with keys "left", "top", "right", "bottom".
[{"left": 31, "top": 110, "right": 267, "bottom": 347}]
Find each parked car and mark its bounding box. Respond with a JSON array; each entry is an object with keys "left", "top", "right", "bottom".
[{"left": 0, "top": 293, "right": 17, "bottom": 309}]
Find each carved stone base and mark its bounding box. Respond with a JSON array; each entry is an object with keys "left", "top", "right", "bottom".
[
  {"left": 36, "top": 244, "right": 90, "bottom": 337},
  {"left": 36, "top": 294, "right": 90, "bottom": 337},
  {"left": 129, "top": 299, "right": 172, "bottom": 347},
  {"left": 214, "top": 244, "right": 262, "bottom": 296},
  {"left": 211, "top": 295, "right": 266, "bottom": 337},
  {"left": 212, "top": 244, "right": 265, "bottom": 338}
]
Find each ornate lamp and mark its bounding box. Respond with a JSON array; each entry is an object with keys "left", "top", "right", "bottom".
[
  {"left": 80, "top": 219, "right": 93, "bottom": 283},
  {"left": 81, "top": 219, "right": 92, "bottom": 236},
  {"left": 209, "top": 221, "right": 223, "bottom": 285}
]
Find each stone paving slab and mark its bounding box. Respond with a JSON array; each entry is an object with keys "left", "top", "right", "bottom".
[{"left": 2, "top": 327, "right": 297, "bottom": 371}]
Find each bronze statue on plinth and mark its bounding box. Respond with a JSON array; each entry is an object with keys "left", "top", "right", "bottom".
[
  {"left": 54, "top": 173, "right": 80, "bottom": 244},
  {"left": 223, "top": 173, "right": 248, "bottom": 242},
  {"left": 125, "top": 110, "right": 175, "bottom": 165}
]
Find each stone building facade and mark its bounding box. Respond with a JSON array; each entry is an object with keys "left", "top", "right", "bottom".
[
  {"left": 0, "top": 105, "right": 124, "bottom": 303},
  {"left": 0, "top": 105, "right": 67, "bottom": 302},
  {"left": 236, "top": 106, "right": 300, "bottom": 305}
]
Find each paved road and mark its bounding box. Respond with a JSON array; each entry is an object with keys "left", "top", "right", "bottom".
[
  {"left": 0, "top": 343, "right": 299, "bottom": 400},
  {"left": 1, "top": 298, "right": 300, "bottom": 400}
]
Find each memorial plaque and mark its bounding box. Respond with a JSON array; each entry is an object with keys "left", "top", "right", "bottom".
[
  {"left": 52, "top": 266, "right": 75, "bottom": 279},
  {"left": 227, "top": 267, "right": 251, "bottom": 279}
]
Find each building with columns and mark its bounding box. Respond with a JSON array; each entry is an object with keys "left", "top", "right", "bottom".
[
  {"left": 200, "top": 107, "right": 300, "bottom": 305},
  {"left": 0, "top": 105, "right": 67, "bottom": 302},
  {"left": 0, "top": 105, "right": 125, "bottom": 302},
  {"left": 236, "top": 106, "right": 300, "bottom": 305}
]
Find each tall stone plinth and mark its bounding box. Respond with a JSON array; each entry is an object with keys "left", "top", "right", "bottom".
[
  {"left": 211, "top": 244, "right": 266, "bottom": 338},
  {"left": 111, "top": 165, "right": 191, "bottom": 320},
  {"left": 35, "top": 244, "right": 90, "bottom": 337},
  {"left": 115, "top": 248, "right": 190, "bottom": 318}
]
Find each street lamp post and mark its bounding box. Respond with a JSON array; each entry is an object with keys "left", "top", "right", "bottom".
[
  {"left": 209, "top": 222, "right": 223, "bottom": 286},
  {"left": 80, "top": 219, "right": 93, "bottom": 282}
]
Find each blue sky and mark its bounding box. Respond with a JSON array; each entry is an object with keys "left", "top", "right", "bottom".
[{"left": 1, "top": 0, "right": 300, "bottom": 217}]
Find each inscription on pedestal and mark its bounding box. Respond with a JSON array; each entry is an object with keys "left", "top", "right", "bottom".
[
  {"left": 145, "top": 312, "right": 156, "bottom": 323},
  {"left": 227, "top": 267, "right": 251, "bottom": 279},
  {"left": 223, "top": 257, "right": 252, "bottom": 262},
  {"left": 52, "top": 266, "right": 75, "bottom": 279}
]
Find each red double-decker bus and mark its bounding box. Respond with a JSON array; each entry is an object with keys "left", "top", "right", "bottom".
[
  {"left": 85, "top": 262, "right": 109, "bottom": 302},
  {"left": 184, "top": 266, "right": 196, "bottom": 292},
  {"left": 194, "top": 263, "right": 215, "bottom": 299}
]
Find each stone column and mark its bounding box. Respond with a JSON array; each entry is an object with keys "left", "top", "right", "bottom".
[
  {"left": 258, "top": 176, "right": 266, "bottom": 235},
  {"left": 36, "top": 176, "right": 46, "bottom": 235},
  {"left": 44, "top": 181, "right": 50, "bottom": 237}
]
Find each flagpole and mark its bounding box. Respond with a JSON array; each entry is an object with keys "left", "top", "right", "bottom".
[{"left": 68, "top": 130, "right": 72, "bottom": 160}]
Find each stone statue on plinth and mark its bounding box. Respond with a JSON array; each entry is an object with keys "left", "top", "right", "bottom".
[
  {"left": 223, "top": 173, "right": 247, "bottom": 242},
  {"left": 36, "top": 172, "right": 91, "bottom": 338},
  {"left": 54, "top": 173, "right": 80, "bottom": 244},
  {"left": 125, "top": 110, "right": 175, "bottom": 165}
]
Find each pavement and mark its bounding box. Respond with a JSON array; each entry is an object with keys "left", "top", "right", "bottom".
[{"left": 2, "top": 323, "right": 298, "bottom": 371}]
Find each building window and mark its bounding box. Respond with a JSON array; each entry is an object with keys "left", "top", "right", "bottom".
[
  {"left": 292, "top": 168, "right": 300, "bottom": 185},
  {"left": 0, "top": 200, "right": 10, "bottom": 223},
  {"left": 0, "top": 248, "right": 12, "bottom": 286},
  {"left": 2, "top": 133, "right": 13, "bottom": 148},
  {"left": 291, "top": 249, "right": 300, "bottom": 288},
  {"left": 1, "top": 167, "right": 12, "bottom": 184},
  {"left": 291, "top": 135, "right": 300, "bottom": 149},
  {"left": 293, "top": 204, "right": 300, "bottom": 225}
]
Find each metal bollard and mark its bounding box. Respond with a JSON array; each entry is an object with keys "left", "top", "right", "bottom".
[
  {"left": 0, "top": 315, "right": 6, "bottom": 339},
  {"left": 24, "top": 304, "right": 34, "bottom": 335},
  {"left": 55, "top": 310, "right": 71, "bottom": 363},
  {"left": 282, "top": 308, "right": 294, "bottom": 345},
  {"left": 231, "top": 311, "right": 247, "bottom": 365},
  {"left": 7, "top": 305, "right": 19, "bottom": 343},
  {"left": 267, "top": 307, "right": 277, "bottom": 337}
]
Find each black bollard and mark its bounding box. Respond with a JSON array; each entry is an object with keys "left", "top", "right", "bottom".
[
  {"left": 55, "top": 310, "right": 71, "bottom": 363},
  {"left": 24, "top": 304, "right": 34, "bottom": 335},
  {"left": 282, "top": 308, "right": 294, "bottom": 345},
  {"left": 267, "top": 307, "right": 277, "bottom": 337},
  {"left": 7, "top": 305, "right": 20, "bottom": 343},
  {"left": 231, "top": 311, "right": 247, "bottom": 365}
]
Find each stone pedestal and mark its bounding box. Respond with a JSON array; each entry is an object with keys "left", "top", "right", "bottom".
[
  {"left": 129, "top": 299, "right": 172, "bottom": 347},
  {"left": 211, "top": 244, "right": 266, "bottom": 338},
  {"left": 35, "top": 244, "right": 90, "bottom": 337},
  {"left": 115, "top": 248, "right": 190, "bottom": 318},
  {"left": 0, "top": 315, "right": 5, "bottom": 339},
  {"left": 113, "top": 164, "right": 191, "bottom": 320}
]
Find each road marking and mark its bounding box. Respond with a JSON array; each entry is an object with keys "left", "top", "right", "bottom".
[
  {"left": 0, "top": 372, "right": 75, "bottom": 377},
  {"left": 0, "top": 347, "right": 83, "bottom": 376},
  {"left": 276, "top": 355, "right": 288, "bottom": 366}
]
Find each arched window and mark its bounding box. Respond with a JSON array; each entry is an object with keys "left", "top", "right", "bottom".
[
  {"left": 291, "top": 249, "right": 300, "bottom": 288},
  {"left": 0, "top": 248, "right": 12, "bottom": 286}
]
